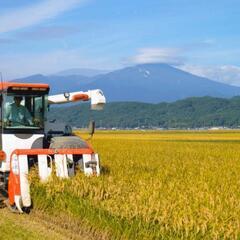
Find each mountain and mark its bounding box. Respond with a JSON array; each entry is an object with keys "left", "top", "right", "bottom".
[
  {"left": 14, "top": 74, "right": 92, "bottom": 94},
  {"left": 55, "top": 68, "right": 108, "bottom": 77},
  {"left": 14, "top": 63, "right": 240, "bottom": 102},
  {"left": 48, "top": 96, "right": 240, "bottom": 129},
  {"left": 82, "top": 63, "right": 240, "bottom": 103}
]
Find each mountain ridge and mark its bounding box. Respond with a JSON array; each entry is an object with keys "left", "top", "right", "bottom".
[
  {"left": 14, "top": 63, "right": 240, "bottom": 102},
  {"left": 54, "top": 68, "right": 109, "bottom": 77},
  {"left": 48, "top": 96, "right": 240, "bottom": 128}
]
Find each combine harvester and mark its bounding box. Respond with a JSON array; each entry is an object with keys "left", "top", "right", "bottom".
[{"left": 0, "top": 82, "right": 106, "bottom": 213}]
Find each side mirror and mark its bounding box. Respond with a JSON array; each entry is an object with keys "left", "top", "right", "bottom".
[{"left": 88, "top": 120, "right": 95, "bottom": 136}]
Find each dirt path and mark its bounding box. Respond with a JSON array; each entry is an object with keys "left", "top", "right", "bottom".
[{"left": 0, "top": 207, "right": 99, "bottom": 240}]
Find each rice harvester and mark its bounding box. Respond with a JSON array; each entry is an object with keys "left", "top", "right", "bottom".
[{"left": 0, "top": 82, "right": 106, "bottom": 213}]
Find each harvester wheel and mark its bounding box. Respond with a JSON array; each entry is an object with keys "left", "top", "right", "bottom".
[{"left": 22, "top": 206, "right": 31, "bottom": 214}]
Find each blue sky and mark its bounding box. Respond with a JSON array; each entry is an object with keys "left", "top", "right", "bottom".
[{"left": 0, "top": 0, "right": 240, "bottom": 85}]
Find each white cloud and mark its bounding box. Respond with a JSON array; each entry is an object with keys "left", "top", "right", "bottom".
[
  {"left": 128, "top": 47, "right": 184, "bottom": 65},
  {"left": 178, "top": 64, "right": 240, "bottom": 86},
  {"left": 0, "top": 0, "right": 87, "bottom": 34}
]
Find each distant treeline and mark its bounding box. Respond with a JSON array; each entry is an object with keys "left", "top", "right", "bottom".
[{"left": 48, "top": 96, "right": 240, "bottom": 129}]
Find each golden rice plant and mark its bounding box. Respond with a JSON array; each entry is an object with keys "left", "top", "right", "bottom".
[{"left": 31, "top": 130, "right": 240, "bottom": 239}]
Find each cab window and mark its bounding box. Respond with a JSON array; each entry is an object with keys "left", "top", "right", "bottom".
[{"left": 3, "top": 94, "right": 45, "bottom": 129}]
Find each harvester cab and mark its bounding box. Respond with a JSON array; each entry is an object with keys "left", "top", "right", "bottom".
[{"left": 0, "top": 82, "right": 106, "bottom": 213}]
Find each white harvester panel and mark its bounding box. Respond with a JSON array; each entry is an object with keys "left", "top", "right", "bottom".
[
  {"left": 37, "top": 153, "right": 100, "bottom": 180},
  {"left": 66, "top": 154, "right": 75, "bottom": 177},
  {"left": 19, "top": 155, "right": 31, "bottom": 208},
  {"left": 83, "top": 154, "right": 100, "bottom": 176},
  {"left": 38, "top": 155, "right": 52, "bottom": 182},
  {"left": 0, "top": 134, "right": 44, "bottom": 172},
  {"left": 55, "top": 154, "right": 69, "bottom": 178},
  {"left": 38, "top": 153, "right": 100, "bottom": 179}
]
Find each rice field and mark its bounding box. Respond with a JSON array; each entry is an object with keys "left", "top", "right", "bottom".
[{"left": 31, "top": 130, "right": 240, "bottom": 239}]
